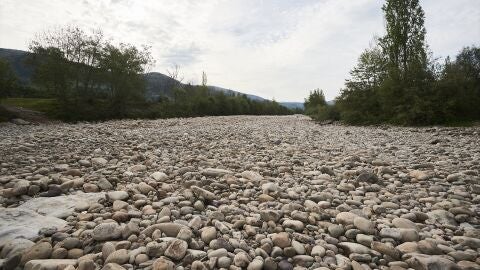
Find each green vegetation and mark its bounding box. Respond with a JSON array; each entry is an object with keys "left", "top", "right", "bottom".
[
  {"left": 1, "top": 98, "right": 58, "bottom": 113},
  {"left": 310, "top": 0, "right": 480, "bottom": 126},
  {"left": 148, "top": 87, "right": 292, "bottom": 118},
  {"left": 304, "top": 89, "right": 338, "bottom": 121},
  {"left": 0, "top": 26, "right": 298, "bottom": 122}
]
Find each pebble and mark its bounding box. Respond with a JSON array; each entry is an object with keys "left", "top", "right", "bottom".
[{"left": 0, "top": 115, "right": 478, "bottom": 270}]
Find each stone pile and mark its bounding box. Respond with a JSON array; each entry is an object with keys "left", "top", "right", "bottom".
[{"left": 0, "top": 115, "right": 478, "bottom": 270}]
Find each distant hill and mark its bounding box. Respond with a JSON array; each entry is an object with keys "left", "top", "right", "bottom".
[
  {"left": 280, "top": 102, "right": 304, "bottom": 110},
  {"left": 0, "top": 47, "right": 304, "bottom": 109},
  {"left": 0, "top": 48, "right": 34, "bottom": 84}
]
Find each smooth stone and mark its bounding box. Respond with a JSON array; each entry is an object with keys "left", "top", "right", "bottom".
[
  {"left": 92, "top": 223, "right": 121, "bottom": 241},
  {"left": 353, "top": 217, "right": 375, "bottom": 234},
  {"left": 164, "top": 239, "right": 188, "bottom": 260}
]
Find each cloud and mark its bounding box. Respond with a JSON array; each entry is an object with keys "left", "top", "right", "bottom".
[{"left": 0, "top": 0, "right": 479, "bottom": 101}]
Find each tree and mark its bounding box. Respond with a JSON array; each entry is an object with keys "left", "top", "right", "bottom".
[
  {"left": 304, "top": 89, "right": 339, "bottom": 121},
  {"left": 336, "top": 44, "right": 386, "bottom": 123},
  {"left": 99, "top": 43, "right": 153, "bottom": 116},
  {"left": 304, "top": 89, "right": 326, "bottom": 109},
  {"left": 378, "top": 0, "right": 431, "bottom": 123},
  {"left": 0, "top": 59, "right": 18, "bottom": 99},
  {"left": 201, "top": 71, "right": 208, "bottom": 86},
  {"left": 166, "top": 64, "right": 184, "bottom": 92},
  {"left": 380, "top": 0, "right": 428, "bottom": 80},
  {"left": 29, "top": 25, "right": 153, "bottom": 120}
]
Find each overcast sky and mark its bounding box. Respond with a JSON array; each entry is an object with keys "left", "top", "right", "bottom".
[{"left": 1, "top": 0, "right": 479, "bottom": 101}]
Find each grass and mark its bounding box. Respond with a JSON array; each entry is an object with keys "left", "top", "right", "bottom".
[
  {"left": 0, "top": 98, "right": 58, "bottom": 113},
  {"left": 0, "top": 98, "right": 61, "bottom": 121}
]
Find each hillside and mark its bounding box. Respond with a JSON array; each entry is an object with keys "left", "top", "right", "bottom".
[
  {"left": 0, "top": 48, "right": 304, "bottom": 109},
  {"left": 0, "top": 48, "right": 34, "bottom": 84}
]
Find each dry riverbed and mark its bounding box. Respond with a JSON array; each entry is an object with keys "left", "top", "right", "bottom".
[{"left": 0, "top": 115, "right": 479, "bottom": 270}]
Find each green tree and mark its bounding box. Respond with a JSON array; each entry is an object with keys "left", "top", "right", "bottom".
[
  {"left": 99, "top": 43, "right": 152, "bottom": 117},
  {"left": 304, "top": 89, "right": 339, "bottom": 121},
  {"left": 29, "top": 26, "right": 152, "bottom": 120},
  {"left": 336, "top": 44, "right": 385, "bottom": 123},
  {"left": 0, "top": 59, "right": 18, "bottom": 99},
  {"left": 379, "top": 0, "right": 430, "bottom": 123}
]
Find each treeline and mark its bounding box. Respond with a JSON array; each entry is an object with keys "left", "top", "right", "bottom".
[
  {"left": 149, "top": 86, "right": 293, "bottom": 118},
  {"left": 306, "top": 0, "right": 479, "bottom": 125},
  {"left": 0, "top": 26, "right": 297, "bottom": 121}
]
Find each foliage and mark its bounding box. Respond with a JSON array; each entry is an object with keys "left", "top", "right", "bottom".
[
  {"left": 28, "top": 26, "right": 154, "bottom": 121},
  {"left": 334, "top": 0, "right": 480, "bottom": 125},
  {"left": 304, "top": 89, "right": 339, "bottom": 121},
  {"left": 0, "top": 98, "right": 58, "bottom": 112},
  {"left": 0, "top": 58, "right": 18, "bottom": 99},
  {"left": 143, "top": 85, "right": 293, "bottom": 119},
  {"left": 24, "top": 25, "right": 295, "bottom": 121}
]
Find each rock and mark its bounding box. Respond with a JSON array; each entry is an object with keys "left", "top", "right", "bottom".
[
  {"left": 451, "top": 236, "right": 480, "bottom": 249},
  {"left": 201, "top": 168, "right": 232, "bottom": 177},
  {"left": 105, "top": 249, "right": 129, "bottom": 264},
  {"left": 338, "top": 242, "right": 372, "bottom": 255},
  {"left": 418, "top": 240, "right": 442, "bottom": 255},
  {"left": 24, "top": 259, "right": 77, "bottom": 270},
  {"left": 191, "top": 186, "right": 217, "bottom": 200},
  {"left": 396, "top": 242, "right": 419, "bottom": 254},
  {"left": 146, "top": 241, "right": 168, "bottom": 257},
  {"left": 247, "top": 258, "right": 264, "bottom": 270},
  {"left": 98, "top": 178, "right": 113, "bottom": 190},
  {"left": 353, "top": 216, "right": 375, "bottom": 234},
  {"left": 278, "top": 260, "right": 293, "bottom": 270},
  {"left": 201, "top": 227, "right": 217, "bottom": 244},
  {"left": 217, "top": 257, "right": 232, "bottom": 268},
  {"left": 427, "top": 209, "right": 458, "bottom": 226},
  {"left": 292, "top": 255, "right": 314, "bottom": 267},
  {"left": 137, "top": 182, "right": 154, "bottom": 194},
  {"left": 241, "top": 171, "right": 263, "bottom": 181},
  {"left": 260, "top": 210, "right": 283, "bottom": 222},
  {"left": 272, "top": 232, "right": 290, "bottom": 248},
  {"left": 282, "top": 219, "right": 304, "bottom": 232},
  {"left": 155, "top": 223, "right": 190, "bottom": 237},
  {"left": 262, "top": 182, "right": 279, "bottom": 194},
  {"left": 457, "top": 261, "right": 480, "bottom": 270},
  {"left": 21, "top": 242, "right": 53, "bottom": 265},
  {"left": 92, "top": 223, "right": 122, "bottom": 241},
  {"left": 409, "top": 170, "right": 432, "bottom": 181},
  {"left": 91, "top": 157, "right": 108, "bottom": 167},
  {"left": 392, "top": 217, "right": 418, "bottom": 230},
  {"left": 311, "top": 245, "right": 326, "bottom": 257},
  {"left": 164, "top": 239, "right": 188, "bottom": 260},
  {"left": 234, "top": 252, "right": 251, "bottom": 267},
  {"left": 406, "top": 254, "right": 460, "bottom": 270},
  {"left": 151, "top": 172, "right": 168, "bottom": 181},
  {"left": 102, "top": 263, "right": 126, "bottom": 270},
  {"left": 107, "top": 191, "right": 129, "bottom": 201},
  {"left": 207, "top": 248, "right": 228, "bottom": 258},
  {"left": 152, "top": 258, "right": 175, "bottom": 270},
  {"left": 39, "top": 184, "right": 62, "bottom": 197},
  {"left": 371, "top": 241, "right": 400, "bottom": 260},
  {"left": 328, "top": 224, "right": 345, "bottom": 237},
  {"left": 128, "top": 164, "right": 147, "bottom": 172},
  {"left": 356, "top": 171, "right": 379, "bottom": 183},
  {"left": 336, "top": 212, "right": 358, "bottom": 225},
  {"left": 1, "top": 114, "right": 479, "bottom": 270},
  {"left": 77, "top": 259, "right": 96, "bottom": 270},
  {"left": 1, "top": 238, "right": 34, "bottom": 259}
]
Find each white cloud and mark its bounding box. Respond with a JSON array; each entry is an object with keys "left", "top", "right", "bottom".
[{"left": 0, "top": 0, "right": 479, "bottom": 101}]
